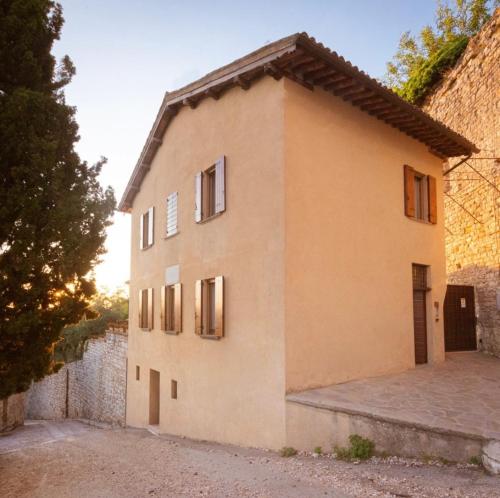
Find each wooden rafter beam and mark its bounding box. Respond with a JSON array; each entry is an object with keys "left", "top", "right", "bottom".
[
  {"left": 182, "top": 97, "right": 198, "bottom": 109},
  {"left": 264, "top": 62, "right": 283, "bottom": 80},
  {"left": 233, "top": 75, "right": 250, "bottom": 90}
]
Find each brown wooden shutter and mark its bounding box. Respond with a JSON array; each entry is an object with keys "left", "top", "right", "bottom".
[
  {"left": 147, "top": 288, "right": 154, "bottom": 329},
  {"left": 138, "top": 289, "right": 143, "bottom": 328},
  {"left": 195, "top": 172, "right": 202, "bottom": 222},
  {"left": 195, "top": 280, "right": 203, "bottom": 335},
  {"left": 215, "top": 156, "right": 225, "bottom": 214},
  {"left": 214, "top": 276, "right": 224, "bottom": 338},
  {"left": 427, "top": 175, "right": 437, "bottom": 224},
  {"left": 174, "top": 283, "right": 182, "bottom": 333},
  {"left": 160, "top": 285, "right": 166, "bottom": 331},
  {"left": 404, "top": 165, "right": 415, "bottom": 218},
  {"left": 139, "top": 214, "right": 144, "bottom": 250}
]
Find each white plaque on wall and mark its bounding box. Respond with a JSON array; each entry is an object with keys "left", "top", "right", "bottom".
[{"left": 165, "top": 265, "right": 180, "bottom": 285}]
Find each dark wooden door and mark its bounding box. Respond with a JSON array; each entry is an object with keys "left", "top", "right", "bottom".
[
  {"left": 444, "top": 285, "right": 476, "bottom": 351},
  {"left": 413, "top": 290, "right": 428, "bottom": 364}
]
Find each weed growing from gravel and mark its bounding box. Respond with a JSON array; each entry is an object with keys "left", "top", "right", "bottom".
[
  {"left": 313, "top": 446, "right": 322, "bottom": 455},
  {"left": 468, "top": 455, "right": 482, "bottom": 466},
  {"left": 280, "top": 447, "right": 298, "bottom": 457},
  {"left": 334, "top": 435, "right": 375, "bottom": 461}
]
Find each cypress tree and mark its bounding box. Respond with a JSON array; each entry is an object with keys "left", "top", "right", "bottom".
[{"left": 0, "top": 0, "right": 115, "bottom": 399}]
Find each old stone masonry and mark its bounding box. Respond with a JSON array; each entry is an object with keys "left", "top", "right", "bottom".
[
  {"left": 25, "top": 329, "right": 128, "bottom": 425},
  {"left": 423, "top": 10, "right": 500, "bottom": 357}
]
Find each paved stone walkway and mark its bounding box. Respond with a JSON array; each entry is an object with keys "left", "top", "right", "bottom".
[{"left": 287, "top": 352, "right": 500, "bottom": 440}]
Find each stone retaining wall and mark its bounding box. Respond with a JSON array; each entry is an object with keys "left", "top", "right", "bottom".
[
  {"left": 25, "top": 329, "right": 128, "bottom": 425},
  {"left": 423, "top": 11, "right": 500, "bottom": 356}
]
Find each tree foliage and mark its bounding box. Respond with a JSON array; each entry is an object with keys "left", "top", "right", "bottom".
[
  {"left": 0, "top": 0, "right": 115, "bottom": 399},
  {"left": 386, "top": 0, "right": 498, "bottom": 103},
  {"left": 54, "top": 289, "right": 128, "bottom": 364}
]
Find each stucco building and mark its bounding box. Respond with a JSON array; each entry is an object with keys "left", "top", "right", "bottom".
[{"left": 119, "top": 34, "right": 476, "bottom": 449}]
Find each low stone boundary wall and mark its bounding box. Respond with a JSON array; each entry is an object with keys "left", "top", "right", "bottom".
[
  {"left": 1, "top": 393, "right": 25, "bottom": 433},
  {"left": 25, "top": 329, "right": 127, "bottom": 426}
]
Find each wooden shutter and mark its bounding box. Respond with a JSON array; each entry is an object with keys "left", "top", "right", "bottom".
[
  {"left": 427, "top": 175, "right": 437, "bottom": 224},
  {"left": 166, "top": 192, "right": 178, "bottom": 236},
  {"left": 404, "top": 165, "right": 415, "bottom": 218},
  {"left": 160, "top": 286, "right": 166, "bottom": 331},
  {"left": 215, "top": 156, "right": 226, "bottom": 214},
  {"left": 147, "top": 207, "right": 154, "bottom": 246},
  {"left": 195, "top": 172, "right": 202, "bottom": 222},
  {"left": 139, "top": 214, "right": 144, "bottom": 250},
  {"left": 214, "top": 276, "right": 224, "bottom": 338},
  {"left": 138, "top": 289, "right": 143, "bottom": 327},
  {"left": 195, "top": 279, "right": 203, "bottom": 335},
  {"left": 174, "top": 283, "right": 182, "bottom": 333},
  {"left": 147, "top": 288, "right": 154, "bottom": 329}
]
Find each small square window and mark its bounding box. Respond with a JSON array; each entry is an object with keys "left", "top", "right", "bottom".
[
  {"left": 171, "top": 380, "right": 178, "bottom": 399},
  {"left": 136, "top": 365, "right": 140, "bottom": 381}
]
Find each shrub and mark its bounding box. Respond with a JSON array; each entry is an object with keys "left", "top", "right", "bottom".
[
  {"left": 334, "top": 434, "right": 375, "bottom": 461},
  {"left": 280, "top": 446, "right": 298, "bottom": 457},
  {"left": 313, "top": 446, "right": 322, "bottom": 455},
  {"left": 397, "top": 35, "right": 469, "bottom": 104}
]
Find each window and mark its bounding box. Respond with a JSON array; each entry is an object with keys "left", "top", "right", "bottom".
[
  {"left": 166, "top": 192, "right": 178, "bottom": 237},
  {"left": 160, "top": 283, "right": 181, "bottom": 334},
  {"left": 136, "top": 366, "right": 140, "bottom": 381},
  {"left": 195, "top": 276, "right": 224, "bottom": 338},
  {"left": 138, "top": 288, "right": 154, "bottom": 330},
  {"left": 195, "top": 156, "right": 225, "bottom": 222},
  {"left": 404, "top": 165, "right": 437, "bottom": 223},
  {"left": 171, "top": 380, "right": 178, "bottom": 399},
  {"left": 140, "top": 207, "right": 154, "bottom": 249}
]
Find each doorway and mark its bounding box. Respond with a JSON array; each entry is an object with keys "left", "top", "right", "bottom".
[
  {"left": 149, "top": 369, "right": 160, "bottom": 425},
  {"left": 444, "top": 285, "right": 477, "bottom": 351},
  {"left": 412, "top": 264, "right": 428, "bottom": 364}
]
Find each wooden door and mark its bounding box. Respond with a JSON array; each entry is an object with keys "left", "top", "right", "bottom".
[
  {"left": 412, "top": 265, "right": 428, "bottom": 364},
  {"left": 149, "top": 369, "right": 160, "bottom": 425},
  {"left": 444, "top": 285, "right": 476, "bottom": 351},
  {"left": 413, "top": 290, "right": 428, "bottom": 364}
]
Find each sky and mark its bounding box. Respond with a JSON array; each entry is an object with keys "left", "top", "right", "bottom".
[{"left": 53, "top": 0, "right": 439, "bottom": 292}]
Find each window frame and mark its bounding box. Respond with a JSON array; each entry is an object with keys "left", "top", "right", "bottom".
[
  {"left": 404, "top": 165, "right": 437, "bottom": 224},
  {"left": 195, "top": 156, "right": 225, "bottom": 224},
  {"left": 138, "top": 288, "right": 154, "bottom": 331},
  {"left": 160, "top": 283, "right": 182, "bottom": 334},
  {"left": 195, "top": 276, "right": 224, "bottom": 339},
  {"left": 140, "top": 207, "right": 155, "bottom": 249}
]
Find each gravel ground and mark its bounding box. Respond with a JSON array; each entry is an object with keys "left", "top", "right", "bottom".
[{"left": 0, "top": 420, "right": 499, "bottom": 498}]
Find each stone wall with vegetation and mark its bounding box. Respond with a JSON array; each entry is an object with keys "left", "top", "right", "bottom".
[
  {"left": 423, "top": 11, "right": 499, "bottom": 356},
  {"left": 26, "top": 329, "right": 128, "bottom": 425}
]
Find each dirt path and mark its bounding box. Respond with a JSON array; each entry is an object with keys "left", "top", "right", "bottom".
[{"left": 0, "top": 420, "right": 498, "bottom": 497}]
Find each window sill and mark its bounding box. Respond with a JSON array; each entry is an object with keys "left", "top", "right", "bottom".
[
  {"left": 199, "top": 334, "right": 222, "bottom": 340},
  {"left": 140, "top": 327, "right": 152, "bottom": 332},
  {"left": 197, "top": 212, "right": 223, "bottom": 225},
  {"left": 405, "top": 216, "right": 435, "bottom": 225},
  {"left": 163, "top": 231, "right": 179, "bottom": 241},
  {"left": 162, "top": 330, "right": 180, "bottom": 336},
  {"left": 140, "top": 244, "right": 154, "bottom": 251}
]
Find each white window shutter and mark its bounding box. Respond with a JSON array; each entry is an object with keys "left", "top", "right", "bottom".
[
  {"left": 139, "top": 213, "right": 144, "bottom": 250},
  {"left": 195, "top": 172, "right": 202, "bottom": 222},
  {"left": 215, "top": 155, "right": 225, "bottom": 214},
  {"left": 148, "top": 207, "right": 154, "bottom": 246},
  {"left": 166, "top": 192, "right": 178, "bottom": 236}
]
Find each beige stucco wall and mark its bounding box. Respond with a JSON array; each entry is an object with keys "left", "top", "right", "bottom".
[
  {"left": 126, "top": 77, "right": 287, "bottom": 449},
  {"left": 283, "top": 78, "right": 447, "bottom": 393}
]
